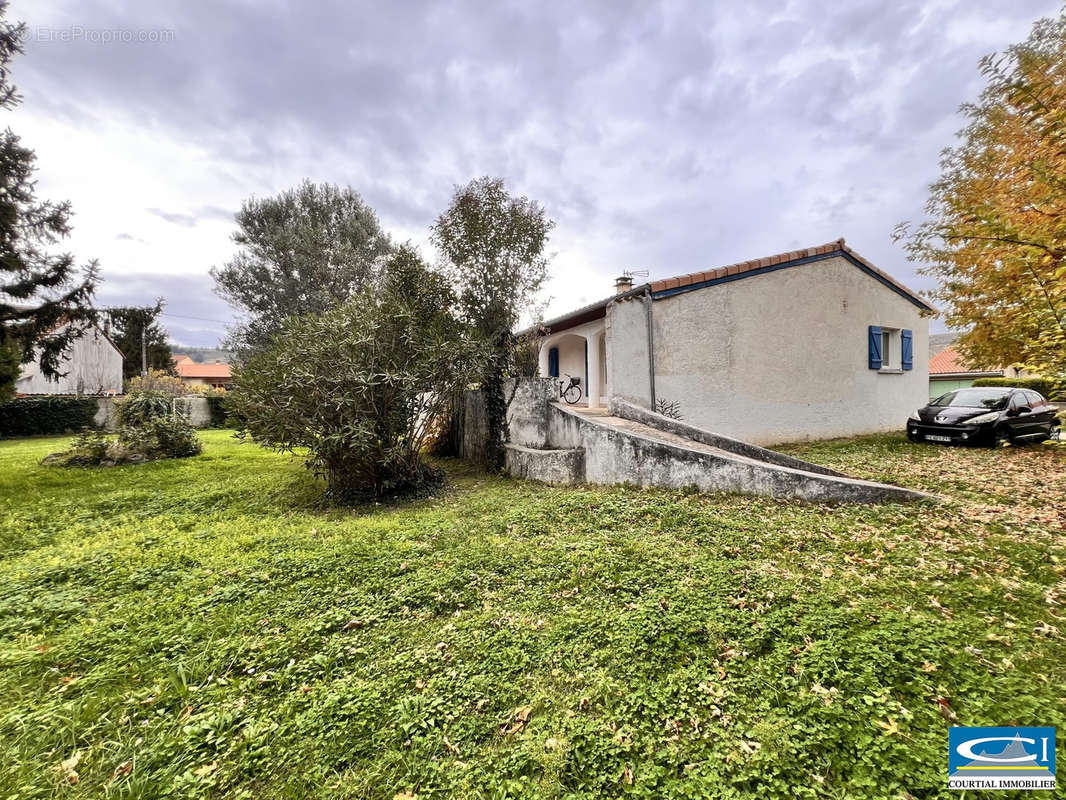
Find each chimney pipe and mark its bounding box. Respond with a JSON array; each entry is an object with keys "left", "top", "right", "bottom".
[{"left": 615, "top": 275, "right": 634, "bottom": 294}]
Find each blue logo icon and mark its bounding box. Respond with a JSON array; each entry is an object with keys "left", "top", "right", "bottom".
[{"left": 949, "top": 726, "right": 1056, "bottom": 790}]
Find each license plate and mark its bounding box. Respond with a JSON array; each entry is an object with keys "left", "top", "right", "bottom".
[{"left": 925, "top": 434, "right": 952, "bottom": 442}]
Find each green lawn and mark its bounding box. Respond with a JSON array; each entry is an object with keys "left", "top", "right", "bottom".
[{"left": 0, "top": 431, "right": 1063, "bottom": 799}]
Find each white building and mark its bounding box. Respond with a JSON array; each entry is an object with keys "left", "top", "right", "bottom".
[
  {"left": 532, "top": 239, "right": 932, "bottom": 445},
  {"left": 16, "top": 323, "right": 124, "bottom": 396}
]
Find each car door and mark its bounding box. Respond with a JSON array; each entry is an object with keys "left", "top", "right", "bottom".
[
  {"left": 1006, "top": 392, "right": 1035, "bottom": 438},
  {"left": 1025, "top": 390, "right": 1054, "bottom": 433}
]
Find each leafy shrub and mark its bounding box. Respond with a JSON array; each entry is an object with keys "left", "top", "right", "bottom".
[
  {"left": 206, "top": 394, "right": 231, "bottom": 428},
  {"left": 229, "top": 246, "right": 487, "bottom": 500},
  {"left": 972, "top": 376, "right": 1063, "bottom": 400},
  {"left": 44, "top": 414, "right": 201, "bottom": 467},
  {"left": 0, "top": 396, "right": 100, "bottom": 438},
  {"left": 116, "top": 415, "right": 202, "bottom": 459},
  {"left": 115, "top": 390, "right": 172, "bottom": 428},
  {"left": 126, "top": 369, "right": 187, "bottom": 397},
  {"left": 43, "top": 430, "right": 112, "bottom": 466}
]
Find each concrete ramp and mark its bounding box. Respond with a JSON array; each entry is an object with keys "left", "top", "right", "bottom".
[
  {"left": 496, "top": 383, "right": 931, "bottom": 503},
  {"left": 459, "top": 378, "right": 930, "bottom": 503}
]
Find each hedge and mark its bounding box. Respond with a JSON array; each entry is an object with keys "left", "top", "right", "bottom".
[
  {"left": 206, "top": 395, "right": 232, "bottom": 428},
  {"left": 972, "top": 376, "right": 1063, "bottom": 400},
  {"left": 0, "top": 396, "right": 100, "bottom": 439}
]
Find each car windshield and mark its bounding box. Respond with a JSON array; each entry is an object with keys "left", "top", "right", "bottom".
[{"left": 931, "top": 388, "right": 1010, "bottom": 409}]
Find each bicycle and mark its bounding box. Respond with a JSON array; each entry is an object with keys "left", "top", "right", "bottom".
[{"left": 558, "top": 374, "right": 582, "bottom": 404}]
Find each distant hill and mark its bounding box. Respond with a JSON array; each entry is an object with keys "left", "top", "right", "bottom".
[
  {"left": 171, "top": 347, "right": 234, "bottom": 364},
  {"left": 929, "top": 332, "right": 958, "bottom": 357}
]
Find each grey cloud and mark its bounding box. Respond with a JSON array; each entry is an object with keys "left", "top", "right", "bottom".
[
  {"left": 11, "top": 0, "right": 1065, "bottom": 342},
  {"left": 146, "top": 205, "right": 233, "bottom": 227}
]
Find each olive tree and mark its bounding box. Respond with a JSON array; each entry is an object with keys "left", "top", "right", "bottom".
[
  {"left": 211, "top": 181, "right": 392, "bottom": 358},
  {"left": 431, "top": 177, "right": 553, "bottom": 470},
  {"left": 229, "top": 246, "right": 485, "bottom": 499}
]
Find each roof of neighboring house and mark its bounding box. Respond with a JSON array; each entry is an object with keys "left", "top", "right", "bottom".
[
  {"left": 532, "top": 238, "right": 933, "bottom": 336},
  {"left": 174, "top": 358, "right": 232, "bottom": 380},
  {"left": 928, "top": 345, "right": 1002, "bottom": 377}
]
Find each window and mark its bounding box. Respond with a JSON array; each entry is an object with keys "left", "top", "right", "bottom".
[
  {"left": 867, "top": 325, "right": 913, "bottom": 372},
  {"left": 1010, "top": 392, "right": 1030, "bottom": 412},
  {"left": 879, "top": 328, "right": 900, "bottom": 371},
  {"left": 1024, "top": 390, "right": 1044, "bottom": 407}
]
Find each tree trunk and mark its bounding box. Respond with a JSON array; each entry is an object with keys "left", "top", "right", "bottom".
[{"left": 482, "top": 353, "right": 508, "bottom": 472}]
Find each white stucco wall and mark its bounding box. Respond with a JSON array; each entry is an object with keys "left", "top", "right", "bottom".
[
  {"left": 538, "top": 319, "right": 607, "bottom": 405},
  {"left": 630, "top": 256, "right": 929, "bottom": 445},
  {"left": 605, "top": 296, "right": 653, "bottom": 407},
  {"left": 15, "top": 325, "right": 124, "bottom": 395}
]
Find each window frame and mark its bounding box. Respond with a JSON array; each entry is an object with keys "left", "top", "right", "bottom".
[{"left": 878, "top": 327, "right": 902, "bottom": 373}]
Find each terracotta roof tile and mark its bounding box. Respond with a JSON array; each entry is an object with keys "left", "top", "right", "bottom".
[
  {"left": 646, "top": 238, "right": 932, "bottom": 310},
  {"left": 928, "top": 345, "right": 1002, "bottom": 376},
  {"left": 174, "top": 359, "right": 232, "bottom": 379}
]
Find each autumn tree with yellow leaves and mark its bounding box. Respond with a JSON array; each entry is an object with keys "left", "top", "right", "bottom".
[{"left": 900, "top": 12, "right": 1066, "bottom": 385}]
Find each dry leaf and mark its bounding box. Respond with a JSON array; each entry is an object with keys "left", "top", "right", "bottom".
[
  {"left": 193, "top": 761, "right": 218, "bottom": 777},
  {"left": 501, "top": 704, "right": 533, "bottom": 735},
  {"left": 109, "top": 760, "right": 133, "bottom": 784},
  {"left": 55, "top": 750, "right": 81, "bottom": 784},
  {"left": 877, "top": 717, "right": 900, "bottom": 736}
]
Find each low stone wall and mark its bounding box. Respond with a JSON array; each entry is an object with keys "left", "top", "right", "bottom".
[
  {"left": 459, "top": 378, "right": 557, "bottom": 465},
  {"left": 174, "top": 396, "right": 212, "bottom": 428},
  {"left": 93, "top": 397, "right": 120, "bottom": 431}
]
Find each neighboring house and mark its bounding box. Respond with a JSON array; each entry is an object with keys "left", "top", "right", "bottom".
[
  {"left": 928, "top": 345, "right": 1004, "bottom": 397},
  {"left": 173, "top": 355, "right": 232, "bottom": 389},
  {"left": 16, "top": 323, "right": 124, "bottom": 395},
  {"left": 531, "top": 238, "right": 932, "bottom": 445}
]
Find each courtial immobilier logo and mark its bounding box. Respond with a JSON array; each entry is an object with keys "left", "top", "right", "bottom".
[{"left": 948, "top": 726, "right": 1056, "bottom": 791}]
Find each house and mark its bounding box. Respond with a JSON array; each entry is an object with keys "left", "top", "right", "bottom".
[
  {"left": 928, "top": 345, "right": 1004, "bottom": 397},
  {"left": 16, "top": 323, "right": 125, "bottom": 395},
  {"left": 927, "top": 342, "right": 1032, "bottom": 398},
  {"left": 173, "top": 355, "right": 232, "bottom": 390},
  {"left": 532, "top": 238, "right": 932, "bottom": 445}
]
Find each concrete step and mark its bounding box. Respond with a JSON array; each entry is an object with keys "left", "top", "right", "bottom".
[{"left": 504, "top": 444, "right": 585, "bottom": 485}]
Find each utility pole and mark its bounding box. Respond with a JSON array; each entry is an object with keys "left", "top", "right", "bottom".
[{"left": 141, "top": 317, "right": 148, "bottom": 377}]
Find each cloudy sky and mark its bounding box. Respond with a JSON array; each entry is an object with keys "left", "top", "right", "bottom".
[{"left": 8, "top": 0, "right": 1062, "bottom": 346}]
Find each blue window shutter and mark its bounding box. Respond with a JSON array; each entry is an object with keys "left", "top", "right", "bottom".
[
  {"left": 901, "top": 329, "right": 913, "bottom": 370},
  {"left": 548, "top": 347, "right": 559, "bottom": 378},
  {"left": 868, "top": 325, "right": 882, "bottom": 369}
]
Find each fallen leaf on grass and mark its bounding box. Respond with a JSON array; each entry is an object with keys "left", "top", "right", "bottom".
[
  {"left": 341, "top": 619, "right": 364, "bottom": 631},
  {"left": 500, "top": 705, "right": 533, "bottom": 735},
  {"left": 936, "top": 697, "right": 958, "bottom": 723},
  {"left": 109, "top": 760, "right": 132, "bottom": 784},
  {"left": 193, "top": 761, "right": 218, "bottom": 777},
  {"left": 54, "top": 750, "right": 81, "bottom": 784},
  {"left": 877, "top": 718, "right": 900, "bottom": 736}
]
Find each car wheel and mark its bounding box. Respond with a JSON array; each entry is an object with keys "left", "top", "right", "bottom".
[{"left": 993, "top": 427, "right": 1013, "bottom": 448}]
